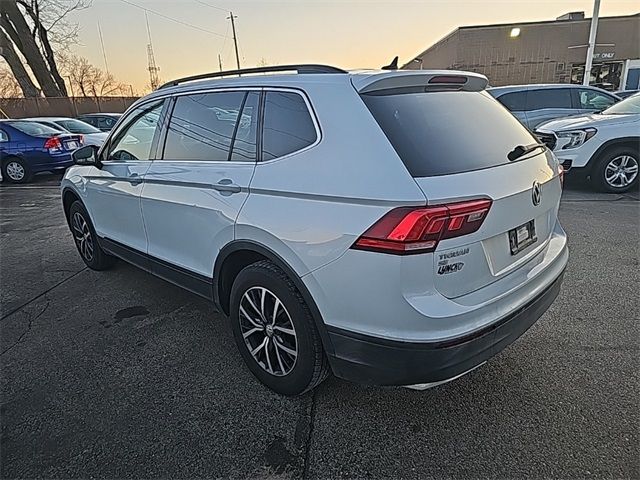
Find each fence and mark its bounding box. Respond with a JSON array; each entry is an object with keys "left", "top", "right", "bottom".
[{"left": 0, "top": 96, "right": 140, "bottom": 119}]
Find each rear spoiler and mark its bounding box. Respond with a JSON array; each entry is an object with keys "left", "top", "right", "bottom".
[{"left": 353, "top": 70, "right": 488, "bottom": 94}]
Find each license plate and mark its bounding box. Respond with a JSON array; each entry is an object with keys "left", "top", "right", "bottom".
[
  {"left": 65, "top": 141, "right": 78, "bottom": 149},
  {"left": 508, "top": 220, "right": 537, "bottom": 255}
]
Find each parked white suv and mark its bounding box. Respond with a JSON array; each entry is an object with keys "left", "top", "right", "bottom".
[
  {"left": 61, "top": 65, "right": 568, "bottom": 395},
  {"left": 535, "top": 93, "right": 640, "bottom": 192}
]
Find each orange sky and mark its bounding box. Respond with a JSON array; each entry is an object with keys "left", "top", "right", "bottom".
[{"left": 68, "top": 0, "right": 639, "bottom": 92}]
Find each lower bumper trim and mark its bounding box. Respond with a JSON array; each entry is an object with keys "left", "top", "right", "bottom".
[{"left": 326, "top": 270, "right": 564, "bottom": 386}]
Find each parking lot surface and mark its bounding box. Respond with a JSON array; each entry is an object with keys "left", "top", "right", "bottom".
[{"left": 1, "top": 174, "right": 638, "bottom": 479}]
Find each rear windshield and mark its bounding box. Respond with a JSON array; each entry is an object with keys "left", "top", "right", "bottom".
[
  {"left": 56, "top": 119, "right": 101, "bottom": 134},
  {"left": 361, "top": 91, "right": 537, "bottom": 177},
  {"left": 7, "top": 121, "right": 61, "bottom": 136}
]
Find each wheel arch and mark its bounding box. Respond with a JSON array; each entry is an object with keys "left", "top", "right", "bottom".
[
  {"left": 61, "top": 187, "right": 82, "bottom": 225},
  {"left": 586, "top": 136, "right": 640, "bottom": 173},
  {"left": 214, "top": 240, "right": 335, "bottom": 357}
]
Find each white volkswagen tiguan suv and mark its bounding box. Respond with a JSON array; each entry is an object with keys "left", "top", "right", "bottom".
[{"left": 61, "top": 65, "right": 568, "bottom": 395}]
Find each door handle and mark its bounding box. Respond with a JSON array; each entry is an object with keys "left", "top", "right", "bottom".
[{"left": 213, "top": 178, "right": 241, "bottom": 194}]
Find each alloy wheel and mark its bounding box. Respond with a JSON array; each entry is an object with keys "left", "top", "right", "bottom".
[
  {"left": 72, "top": 212, "right": 94, "bottom": 262},
  {"left": 6, "top": 161, "right": 25, "bottom": 181},
  {"left": 605, "top": 155, "right": 638, "bottom": 188},
  {"left": 239, "top": 286, "right": 298, "bottom": 377}
]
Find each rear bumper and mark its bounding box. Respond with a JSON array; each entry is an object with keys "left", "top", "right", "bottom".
[
  {"left": 31, "top": 154, "right": 73, "bottom": 172},
  {"left": 327, "top": 269, "right": 564, "bottom": 386}
]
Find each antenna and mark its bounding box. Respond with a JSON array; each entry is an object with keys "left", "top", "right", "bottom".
[
  {"left": 145, "top": 12, "right": 160, "bottom": 90},
  {"left": 97, "top": 22, "right": 109, "bottom": 73}
]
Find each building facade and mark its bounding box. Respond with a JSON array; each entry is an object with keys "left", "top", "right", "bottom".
[{"left": 403, "top": 12, "right": 640, "bottom": 90}]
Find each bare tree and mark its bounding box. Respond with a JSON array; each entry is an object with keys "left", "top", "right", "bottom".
[
  {"left": 0, "top": 66, "right": 24, "bottom": 97},
  {"left": 0, "top": 0, "right": 90, "bottom": 97},
  {"left": 59, "top": 54, "right": 131, "bottom": 97}
]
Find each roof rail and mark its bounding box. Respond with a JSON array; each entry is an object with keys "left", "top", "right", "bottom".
[{"left": 158, "top": 64, "right": 348, "bottom": 90}]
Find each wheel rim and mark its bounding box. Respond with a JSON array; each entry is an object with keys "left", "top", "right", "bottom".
[
  {"left": 604, "top": 155, "right": 638, "bottom": 188},
  {"left": 6, "top": 161, "right": 25, "bottom": 181},
  {"left": 71, "top": 212, "right": 94, "bottom": 262},
  {"left": 239, "top": 287, "right": 298, "bottom": 377}
]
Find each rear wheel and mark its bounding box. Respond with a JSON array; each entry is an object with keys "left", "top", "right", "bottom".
[
  {"left": 229, "top": 260, "right": 329, "bottom": 395},
  {"left": 68, "top": 201, "right": 116, "bottom": 270},
  {"left": 2, "top": 157, "right": 31, "bottom": 184},
  {"left": 591, "top": 147, "right": 639, "bottom": 193}
]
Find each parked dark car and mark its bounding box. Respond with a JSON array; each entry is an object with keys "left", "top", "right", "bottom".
[
  {"left": 0, "top": 120, "right": 83, "bottom": 183},
  {"left": 76, "top": 113, "right": 122, "bottom": 132},
  {"left": 488, "top": 84, "right": 620, "bottom": 129},
  {"left": 616, "top": 89, "right": 639, "bottom": 99}
]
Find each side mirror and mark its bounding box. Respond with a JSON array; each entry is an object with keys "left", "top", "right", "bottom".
[{"left": 72, "top": 145, "right": 100, "bottom": 167}]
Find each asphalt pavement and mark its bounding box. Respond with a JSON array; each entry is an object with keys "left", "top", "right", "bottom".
[{"left": 1, "top": 173, "right": 638, "bottom": 479}]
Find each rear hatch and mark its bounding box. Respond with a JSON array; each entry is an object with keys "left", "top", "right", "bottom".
[{"left": 358, "top": 75, "right": 562, "bottom": 298}]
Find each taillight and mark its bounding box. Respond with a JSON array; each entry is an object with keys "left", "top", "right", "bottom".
[
  {"left": 352, "top": 199, "right": 492, "bottom": 255},
  {"left": 78, "top": 134, "right": 85, "bottom": 145},
  {"left": 44, "top": 136, "right": 62, "bottom": 150}
]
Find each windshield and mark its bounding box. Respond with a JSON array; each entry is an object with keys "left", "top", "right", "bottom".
[
  {"left": 55, "top": 119, "right": 101, "bottom": 134},
  {"left": 8, "top": 121, "right": 61, "bottom": 136},
  {"left": 361, "top": 90, "right": 537, "bottom": 177},
  {"left": 602, "top": 94, "right": 640, "bottom": 115}
]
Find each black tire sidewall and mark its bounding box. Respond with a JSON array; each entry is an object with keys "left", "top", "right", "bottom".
[
  {"left": 229, "top": 263, "right": 321, "bottom": 395},
  {"left": 2, "top": 157, "right": 31, "bottom": 184},
  {"left": 68, "top": 201, "right": 114, "bottom": 270},
  {"left": 593, "top": 147, "right": 639, "bottom": 193}
]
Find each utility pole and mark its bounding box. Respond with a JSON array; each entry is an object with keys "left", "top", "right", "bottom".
[
  {"left": 227, "top": 11, "right": 241, "bottom": 70},
  {"left": 218, "top": 53, "right": 223, "bottom": 72},
  {"left": 583, "top": 0, "right": 601, "bottom": 85}
]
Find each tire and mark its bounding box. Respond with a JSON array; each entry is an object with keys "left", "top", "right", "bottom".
[
  {"left": 68, "top": 201, "right": 116, "bottom": 270},
  {"left": 229, "top": 260, "right": 329, "bottom": 395},
  {"left": 591, "top": 146, "right": 639, "bottom": 193},
  {"left": 1, "top": 157, "right": 32, "bottom": 184}
]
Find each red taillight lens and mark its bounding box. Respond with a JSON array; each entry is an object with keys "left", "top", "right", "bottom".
[
  {"left": 352, "top": 199, "right": 492, "bottom": 255},
  {"left": 428, "top": 75, "right": 468, "bottom": 84},
  {"left": 44, "top": 136, "right": 62, "bottom": 150}
]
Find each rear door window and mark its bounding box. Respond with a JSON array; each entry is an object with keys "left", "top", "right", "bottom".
[
  {"left": 525, "top": 89, "right": 572, "bottom": 110},
  {"left": 361, "top": 90, "right": 536, "bottom": 177},
  {"left": 163, "top": 91, "right": 245, "bottom": 161},
  {"left": 261, "top": 91, "right": 317, "bottom": 161},
  {"left": 496, "top": 91, "right": 526, "bottom": 111}
]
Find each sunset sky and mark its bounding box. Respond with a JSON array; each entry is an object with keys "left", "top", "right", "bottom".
[{"left": 67, "top": 0, "right": 639, "bottom": 92}]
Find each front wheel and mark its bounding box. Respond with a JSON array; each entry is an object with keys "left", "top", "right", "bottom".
[
  {"left": 229, "top": 260, "right": 329, "bottom": 395},
  {"left": 591, "top": 147, "right": 639, "bottom": 193},
  {"left": 68, "top": 201, "right": 116, "bottom": 270}
]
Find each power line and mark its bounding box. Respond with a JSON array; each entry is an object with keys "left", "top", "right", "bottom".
[
  {"left": 192, "top": 0, "right": 228, "bottom": 13},
  {"left": 118, "top": 0, "right": 226, "bottom": 37}
]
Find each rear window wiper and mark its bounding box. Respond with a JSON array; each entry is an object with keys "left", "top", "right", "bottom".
[{"left": 508, "top": 143, "right": 546, "bottom": 161}]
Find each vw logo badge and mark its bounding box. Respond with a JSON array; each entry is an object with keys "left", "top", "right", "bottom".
[{"left": 532, "top": 181, "right": 542, "bottom": 206}]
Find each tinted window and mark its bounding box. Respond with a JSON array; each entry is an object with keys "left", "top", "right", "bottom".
[
  {"left": 107, "top": 101, "right": 164, "bottom": 161},
  {"left": 361, "top": 91, "right": 537, "bottom": 177},
  {"left": 79, "top": 117, "right": 97, "bottom": 127},
  {"left": 164, "top": 91, "right": 245, "bottom": 161},
  {"left": 578, "top": 89, "right": 616, "bottom": 110},
  {"left": 526, "top": 89, "right": 572, "bottom": 110},
  {"left": 262, "top": 91, "right": 317, "bottom": 161},
  {"left": 0, "top": 129, "right": 8, "bottom": 142},
  {"left": 497, "top": 91, "right": 526, "bottom": 111},
  {"left": 99, "top": 117, "right": 117, "bottom": 129},
  {"left": 230, "top": 92, "right": 259, "bottom": 161}
]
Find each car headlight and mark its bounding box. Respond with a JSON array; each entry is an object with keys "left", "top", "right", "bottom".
[{"left": 557, "top": 128, "right": 597, "bottom": 149}]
